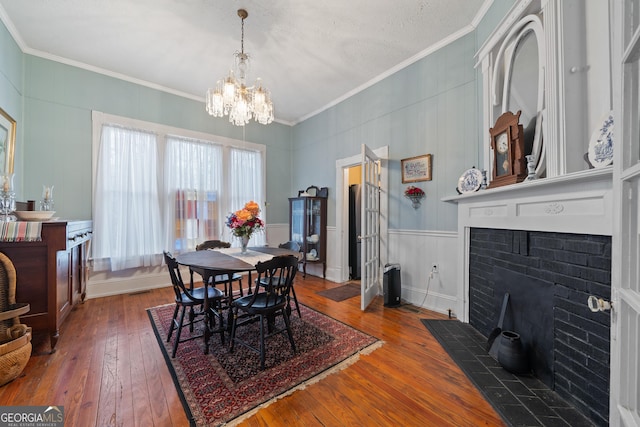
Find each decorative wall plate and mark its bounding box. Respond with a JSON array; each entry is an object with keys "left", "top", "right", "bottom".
[
  {"left": 457, "top": 168, "right": 483, "bottom": 194},
  {"left": 587, "top": 111, "right": 613, "bottom": 168}
]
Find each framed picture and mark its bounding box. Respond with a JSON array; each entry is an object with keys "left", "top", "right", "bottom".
[
  {"left": 0, "top": 107, "right": 16, "bottom": 176},
  {"left": 401, "top": 154, "right": 432, "bottom": 183}
]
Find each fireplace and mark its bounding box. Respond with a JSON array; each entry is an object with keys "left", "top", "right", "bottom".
[
  {"left": 445, "top": 168, "right": 613, "bottom": 426},
  {"left": 468, "top": 228, "right": 611, "bottom": 425}
]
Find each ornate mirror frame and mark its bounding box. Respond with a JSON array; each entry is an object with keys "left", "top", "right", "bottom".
[{"left": 491, "top": 15, "right": 546, "bottom": 178}]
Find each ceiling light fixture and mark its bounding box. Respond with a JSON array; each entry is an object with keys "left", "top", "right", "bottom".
[{"left": 205, "top": 9, "right": 274, "bottom": 126}]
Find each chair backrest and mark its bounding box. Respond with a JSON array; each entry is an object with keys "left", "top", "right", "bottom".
[
  {"left": 163, "top": 251, "right": 199, "bottom": 303},
  {"left": 196, "top": 240, "right": 231, "bottom": 251},
  {"left": 249, "top": 255, "right": 299, "bottom": 309},
  {"left": 278, "top": 241, "right": 301, "bottom": 252}
]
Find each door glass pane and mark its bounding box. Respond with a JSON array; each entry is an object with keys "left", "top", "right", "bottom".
[
  {"left": 620, "top": 300, "right": 640, "bottom": 412},
  {"left": 625, "top": 0, "right": 640, "bottom": 47},
  {"left": 624, "top": 56, "right": 640, "bottom": 167}
]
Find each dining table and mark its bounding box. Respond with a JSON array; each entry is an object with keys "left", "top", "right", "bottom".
[{"left": 175, "top": 245, "right": 301, "bottom": 354}]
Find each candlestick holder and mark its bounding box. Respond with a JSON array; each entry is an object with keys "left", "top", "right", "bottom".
[
  {"left": 525, "top": 155, "right": 537, "bottom": 181},
  {"left": 40, "top": 185, "right": 55, "bottom": 211},
  {"left": 0, "top": 174, "right": 16, "bottom": 221},
  {"left": 0, "top": 191, "right": 16, "bottom": 221}
]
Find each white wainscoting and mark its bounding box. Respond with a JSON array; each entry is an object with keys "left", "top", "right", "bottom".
[
  {"left": 388, "top": 229, "right": 459, "bottom": 316},
  {"left": 87, "top": 265, "right": 171, "bottom": 299}
]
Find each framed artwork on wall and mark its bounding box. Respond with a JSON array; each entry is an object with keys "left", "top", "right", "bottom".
[
  {"left": 0, "top": 107, "right": 16, "bottom": 176},
  {"left": 401, "top": 154, "right": 432, "bottom": 183}
]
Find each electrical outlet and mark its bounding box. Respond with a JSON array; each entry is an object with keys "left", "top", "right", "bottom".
[{"left": 429, "top": 264, "right": 438, "bottom": 279}]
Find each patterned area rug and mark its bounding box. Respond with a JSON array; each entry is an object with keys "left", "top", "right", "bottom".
[
  {"left": 316, "top": 282, "right": 361, "bottom": 302},
  {"left": 148, "top": 303, "right": 381, "bottom": 426}
]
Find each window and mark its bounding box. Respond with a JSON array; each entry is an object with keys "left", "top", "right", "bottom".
[
  {"left": 164, "top": 135, "right": 223, "bottom": 252},
  {"left": 92, "top": 112, "right": 266, "bottom": 272}
]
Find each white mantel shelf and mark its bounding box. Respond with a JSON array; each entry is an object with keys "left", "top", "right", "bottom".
[{"left": 443, "top": 167, "right": 613, "bottom": 237}]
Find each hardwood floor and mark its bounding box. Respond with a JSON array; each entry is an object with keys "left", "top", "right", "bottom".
[{"left": 0, "top": 274, "right": 505, "bottom": 426}]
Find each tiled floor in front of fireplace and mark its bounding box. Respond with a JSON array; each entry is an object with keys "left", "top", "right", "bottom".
[{"left": 421, "top": 319, "right": 595, "bottom": 427}]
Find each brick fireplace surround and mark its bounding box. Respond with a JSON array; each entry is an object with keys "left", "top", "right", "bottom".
[
  {"left": 446, "top": 168, "right": 613, "bottom": 426},
  {"left": 469, "top": 228, "right": 611, "bottom": 425}
]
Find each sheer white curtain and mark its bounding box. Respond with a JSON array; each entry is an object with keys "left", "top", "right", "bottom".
[
  {"left": 228, "top": 147, "right": 266, "bottom": 246},
  {"left": 93, "top": 125, "right": 164, "bottom": 271},
  {"left": 164, "top": 136, "right": 223, "bottom": 252}
]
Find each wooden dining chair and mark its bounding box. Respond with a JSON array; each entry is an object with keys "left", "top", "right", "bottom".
[
  {"left": 191, "top": 240, "right": 244, "bottom": 299},
  {"left": 164, "top": 251, "right": 225, "bottom": 358},
  {"left": 229, "top": 255, "right": 298, "bottom": 370},
  {"left": 253, "top": 241, "right": 303, "bottom": 318}
]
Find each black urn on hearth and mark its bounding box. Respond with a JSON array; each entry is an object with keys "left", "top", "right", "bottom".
[{"left": 498, "top": 331, "right": 530, "bottom": 375}]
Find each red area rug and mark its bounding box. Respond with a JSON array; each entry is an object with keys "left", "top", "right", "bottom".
[{"left": 147, "top": 303, "right": 381, "bottom": 426}]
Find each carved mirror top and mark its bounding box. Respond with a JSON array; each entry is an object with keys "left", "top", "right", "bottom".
[{"left": 491, "top": 14, "right": 546, "bottom": 178}]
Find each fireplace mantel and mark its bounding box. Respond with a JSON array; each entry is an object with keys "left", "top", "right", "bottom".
[
  {"left": 443, "top": 167, "right": 613, "bottom": 236},
  {"left": 444, "top": 168, "right": 612, "bottom": 323}
]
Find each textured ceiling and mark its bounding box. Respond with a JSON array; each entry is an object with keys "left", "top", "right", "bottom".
[{"left": 0, "top": 0, "right": 488, "bottom": 125}]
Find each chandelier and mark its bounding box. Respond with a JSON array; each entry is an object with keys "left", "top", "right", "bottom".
[{"left": 205, "top": 9, "right": 274, "bottom": 126}]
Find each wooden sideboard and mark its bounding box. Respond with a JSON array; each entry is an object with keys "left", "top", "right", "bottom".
[{"left": 0, "top": 220, "right": 92, "bottom": 352}]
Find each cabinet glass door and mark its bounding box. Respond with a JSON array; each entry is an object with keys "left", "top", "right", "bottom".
[
  {"left": 306, "top": 198, "right": 322, "bottom": 261},
  {"left": 290, "top": 198, "right": 304, "bottom": 247}
]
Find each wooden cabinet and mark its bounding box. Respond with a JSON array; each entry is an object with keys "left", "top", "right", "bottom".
[
  {"left": 289, "top": 197, "right": 326, "bottom": 278},
  {"left": 0, "top": 220, "right": 92, "bottom": 351}
]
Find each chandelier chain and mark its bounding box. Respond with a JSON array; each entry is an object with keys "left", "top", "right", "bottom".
[{"left": 240, "top": 15, "right": 244, "bottom": 56}]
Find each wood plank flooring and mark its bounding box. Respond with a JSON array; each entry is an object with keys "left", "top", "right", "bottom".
[{"left": 0, "top": 274, "right": 506, "bottom": 426}]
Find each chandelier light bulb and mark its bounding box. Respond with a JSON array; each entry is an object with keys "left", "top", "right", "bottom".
[{"left": 206, "top": 84, "right": 224, "bottom": 117}]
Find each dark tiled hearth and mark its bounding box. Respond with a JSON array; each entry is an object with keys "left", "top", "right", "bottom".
[{"left": 422, "top": 319, "right": 594, "bottom": 427}]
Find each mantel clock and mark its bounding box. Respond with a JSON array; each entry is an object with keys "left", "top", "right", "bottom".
[{"left": 488, "top": 110, "right": 527, "bottom": 188}]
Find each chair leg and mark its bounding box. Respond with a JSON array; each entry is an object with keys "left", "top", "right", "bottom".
[
  {"left": 229, "top": 307, "right": 238, "bottom": 352},
  {"left": 213, "top": 298, "right": 225, "bottom": 345},
  {"left": 188, "top": 307, "right": 196, "bottom": 332},
  {"left": 259, "top": 314, "right": 266, "bottom": 370},
  {"left": 167, "top": 304, "right": 179, "bottom": 342},
  {"left": 290, "top": 284, "right": 302, "bottom": 318},
  {"left": 172, "top": 306, "right": 187, "bottom": 358},
  {"left": 282, "top": 309, "right": 297, "bottom": 354}
]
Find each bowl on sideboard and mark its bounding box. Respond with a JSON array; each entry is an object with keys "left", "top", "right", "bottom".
[{"left": 13, "top": 211, "right": 56, "bottom": 221}]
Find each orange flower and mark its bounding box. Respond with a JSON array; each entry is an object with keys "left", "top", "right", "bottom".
[
  {"left": 235, "top": 208, "right": 252, "bottom": 221},
  {"left": 244, "top": 201, "right": 260, "bottom": 217}
]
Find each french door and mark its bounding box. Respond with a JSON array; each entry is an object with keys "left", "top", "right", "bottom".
[
  {"left": 360, "top": 144, "right": 381, "bottom": 310},
  {"left": 611, "top": 0, "right": 640, "bottom": 424}
]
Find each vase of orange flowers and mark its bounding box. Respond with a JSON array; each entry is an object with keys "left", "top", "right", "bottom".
[{"left": 226, "top": 201, "right": 264, "bottom": 253}]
